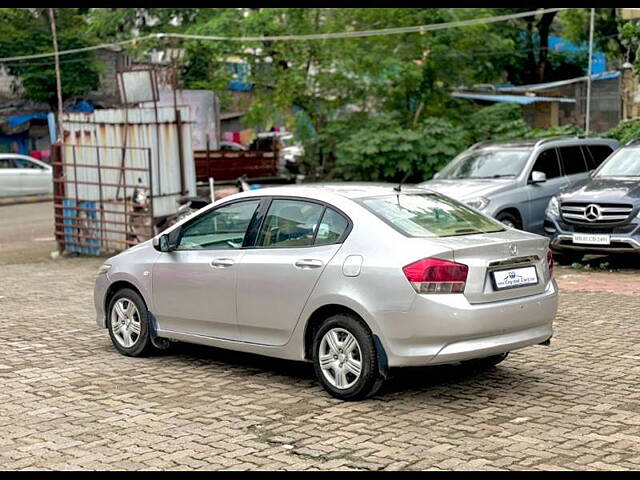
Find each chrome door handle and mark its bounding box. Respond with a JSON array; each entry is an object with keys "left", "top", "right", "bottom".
[
  {"left": 294, "top": 259, "right": 324, "bottom": 269},
  {"left": 211, "top": 258, "right": 235, "bottom": 268}
]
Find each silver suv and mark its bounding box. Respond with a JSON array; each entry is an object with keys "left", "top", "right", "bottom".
[{"left": 418, "top": 137, "right": 619, "bottom": 234}]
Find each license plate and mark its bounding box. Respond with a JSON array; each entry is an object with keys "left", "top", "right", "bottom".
[
  {"left": 572, "top": 233, "right": 610, "bottom": 245},
  {"left": 492, "top": 266, "right": 538, "bottom": 290}
]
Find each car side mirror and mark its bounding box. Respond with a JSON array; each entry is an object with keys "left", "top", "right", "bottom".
[
  {"left": 531, "top": 171, "right": 547, "bottom": 184},
  {"left": 153, "top": 234, "right": 170, "bottom": 252},
  {"left": 153, "top": 230, "right": 179, "bottom": 252}
]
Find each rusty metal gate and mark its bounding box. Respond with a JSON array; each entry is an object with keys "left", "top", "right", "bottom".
[{"left": 52, "top": 143, "right": 154, "bottom": 255}]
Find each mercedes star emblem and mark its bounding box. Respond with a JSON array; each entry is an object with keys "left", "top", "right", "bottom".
[{"left": 585, "top": 204, "right": 600, "bottom": 222}]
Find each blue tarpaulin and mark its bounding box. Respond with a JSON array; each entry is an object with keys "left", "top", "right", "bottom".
[
  {"left": 7, "top": 112, "right": 49, "bottom": 130},
  {"left": 69, "top": 100, "right": 95, "bottom": 113},
  {"left": 452, "top": 92, "right": 576, "bottom": 105}
]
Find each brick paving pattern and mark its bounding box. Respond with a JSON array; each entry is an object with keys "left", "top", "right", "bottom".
[{"left": 1, "top": 258, "right": 639, "bottom": 470}]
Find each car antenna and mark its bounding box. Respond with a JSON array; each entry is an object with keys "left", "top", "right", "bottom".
[{"left": 394, "top": 171, "right": 411, "bottom": 192}]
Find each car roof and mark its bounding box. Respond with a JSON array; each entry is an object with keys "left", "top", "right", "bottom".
[
  {"left": 0, "top": 153, "right": 39, "bottom": 159},
  {"left": 227, "top": 182, "right": 431, "bottom": 201},
  {"left": 472, "top": 136, "right": 618, "bottom": 151}
]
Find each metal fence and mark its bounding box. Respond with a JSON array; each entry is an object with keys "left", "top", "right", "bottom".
[
  {"left": 61, "top": 107, "right": 196, "bottom": 218},
  {"left": 52, "top": 143, "right": 154, "bottom": 255}
]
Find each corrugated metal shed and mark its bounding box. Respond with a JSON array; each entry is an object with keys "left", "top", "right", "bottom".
[
  {"left": 57, "top": 106, "right": 197, "bottom": 254},
  {"left": 495, "top": 71, "right": 621, "bottom": 93},
  {"left": 62, "top": 106, "right": 196, "bottom": 218}
]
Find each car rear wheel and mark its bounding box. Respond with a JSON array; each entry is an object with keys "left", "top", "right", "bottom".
[
  {"left": 496, "top": 211, "right": 521, "bottom": 230},
  {"left": 312, "top": 314, "right": 383, "bottom": 401},
  {"left": 107, "top": 288, "right": 155, "bottom": 357}
]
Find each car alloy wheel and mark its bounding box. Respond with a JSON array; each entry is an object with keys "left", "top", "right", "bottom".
[
  {"left": 110, "top": 298, "right": 142, "bottom": 348},
  {"left": 318, "top": 328, "right": 363, "bottom": 390}
]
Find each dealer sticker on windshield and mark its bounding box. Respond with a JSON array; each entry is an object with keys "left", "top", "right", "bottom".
[{"left": 492, "top": 266, "right": 538, "bottom": 290}]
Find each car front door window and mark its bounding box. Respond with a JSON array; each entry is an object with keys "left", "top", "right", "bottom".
[
  {"left": 14, "top": 158, "right": 41, "bottom": 169},
  {"left": 526, "top": 148, "right": 567, "bottom": 234},
  {"left": 176, "top": 200, "right": 261, "bottom": 250},
  {"left": 558, "top": 146, "right": 588, "bottom": 177},
  {"left": 531, "top": 148, "right": 561, "bottom": 180}
]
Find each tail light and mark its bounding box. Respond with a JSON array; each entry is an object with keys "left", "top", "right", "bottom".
[
  {"left": 546, "top": 249, "right": 554, "bottom": 277},
  {"left": 403, "top": 258, "right": 468, "bottom": 294}
]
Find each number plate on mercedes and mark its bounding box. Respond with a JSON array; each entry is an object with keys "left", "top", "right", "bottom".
[
  {"left": 572, "top": 233, "right": 610, "bottom": 245},
  {"left": 492, "top": 266, "right": 538, "bottom": 290}
]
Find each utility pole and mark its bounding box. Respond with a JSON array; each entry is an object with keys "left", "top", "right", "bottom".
[
  {"left": 585, "top": 7, "right": 595, "bottom": 136},
  {"left": 48, "top": 8, "right": 64, "bottom": 141}
]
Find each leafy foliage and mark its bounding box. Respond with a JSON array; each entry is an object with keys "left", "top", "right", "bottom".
[
  {"left": 0, "top": 9, "right": 100, "bottom": 108},
  {"left": 332, "top": 114, "right": 470, "bottom": 182},
  {"left": 604, "top": 118, "right": 640, "bottom": 144},
  {"left": 3, "top": 8, "right": 626, "bottom": 182},
  {"left": 468, "top": 103, "right": 531, "bottom": 142}
]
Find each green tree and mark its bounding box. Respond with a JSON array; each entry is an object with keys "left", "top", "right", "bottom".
[
  {"left": 80, "top": 8, "right": 596, "bottom": 181},
  {"left": 0, "top": 8, "right": 100, "bottom": 109}
]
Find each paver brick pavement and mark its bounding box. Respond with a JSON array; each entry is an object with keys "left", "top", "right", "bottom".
[{"left": 1, "top": 258, "right": 639, "bottom": 470}]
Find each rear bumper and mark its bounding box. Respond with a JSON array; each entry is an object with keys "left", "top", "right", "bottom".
[
  {"left": 376, "top": 279, "right": 558, "bottom": 367},
  {"left": 545, "top": 215, "right": 640, "bottom": 254}
]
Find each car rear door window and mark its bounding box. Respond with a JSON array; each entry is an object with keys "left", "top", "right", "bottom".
[
  {"left": 257, "top": 199, "right": 324, "bottom": 247},
  {"left": 314, "top": 208, "right": 349, "bottom": 246},
  {"left": 0, "top": 158, "right": 15, "bottom": 168},
  {"left": 531, "top": 148, "right": 561, "bottom": 179},
  {"left": 558, "top": 146, "right": 589, "bottom": 176},
  {"left": 177, "top": 200, "right": 260, "bottom": 250},
  {"left": 584, "top": 145, "right": 614, "bottom": 170}
]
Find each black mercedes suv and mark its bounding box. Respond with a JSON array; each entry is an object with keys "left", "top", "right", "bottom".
[{"left": 544, "top": 140, "right": 640, "bottom": 264}]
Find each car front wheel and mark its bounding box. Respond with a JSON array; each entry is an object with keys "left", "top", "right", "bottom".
[
  {"left": 107, "top": 288, "right": 155, "bottom": 357},
  {"left": 553, "top": 251, "right": 583, "bottom": 265},
  {"left": 313, "top": 314, "right": 383, "bottom": 401},
  {"left": 496, "top": 211, "right": 521, "bottom": 230}
]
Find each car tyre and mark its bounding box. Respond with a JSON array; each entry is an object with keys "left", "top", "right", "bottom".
[
  {"left": 496, "top": 211, "right": 521, "bottom": 230},
  {"left": 107, "top": 288, "right": 155, "bottom": 357},
  {"left": 313, "top": 314, "right": 383, "bottom": 401}
]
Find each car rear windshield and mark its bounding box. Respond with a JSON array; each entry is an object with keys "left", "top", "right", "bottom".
[
  {"left": 357, "top": 193, "right": 505, "bottom": 238},
  {"left": 437, "top": 148, "right": 531, "bottom": 179},
  {"left": 595, "top": 147, "right": 640, "bottom": 178}
]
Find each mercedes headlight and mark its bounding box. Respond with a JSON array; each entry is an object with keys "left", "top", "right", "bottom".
[
  {"left": 465, "top": 197, "right": 489, "bottom": 211},
  {"left": 546, "top": 196, "right": 560, "bottom": 217}
]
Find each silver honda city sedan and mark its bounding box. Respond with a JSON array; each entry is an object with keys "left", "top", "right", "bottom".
[{"left": 94, "top": 184, "right": 558, "bottom": 400}]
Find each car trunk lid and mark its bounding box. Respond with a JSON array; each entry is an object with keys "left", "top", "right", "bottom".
[{"left": 420, "top": 229, "right": 551, "bottom": 304}]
